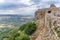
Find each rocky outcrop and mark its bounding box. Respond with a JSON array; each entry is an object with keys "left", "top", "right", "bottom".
[{"left": 30, "top": 4, "right": 60, "bottom": 40}]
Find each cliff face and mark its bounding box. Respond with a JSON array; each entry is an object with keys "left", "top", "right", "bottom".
[{"left": 30, "top": 4, "right": 60, "bottom": 40}]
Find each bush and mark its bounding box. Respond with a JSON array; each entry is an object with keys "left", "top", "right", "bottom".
[
  {"left": 58, "top": 32, "right": 60, "bottom": 37},
  {"left": 3, "top": 38, "right": 10, "bottom": 40},
  {"left": 2, "top": 37, "right": 11, "bottom": 40},
  {"left": 3, "top": 31, "right": 30, "bottom": 40},
  {"left": 19, "top": 22, "right": 36, "bottom": 35},
  {"left": 15, "top": 31, "right": 30, "bottom": 40},
  {"left": 54, "top": 27, "right": 60, "bottom": 37}
]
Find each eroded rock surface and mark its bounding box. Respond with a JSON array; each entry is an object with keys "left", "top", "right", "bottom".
[{"left": 30, "top": 4, "right": 60, "bottom": 40}]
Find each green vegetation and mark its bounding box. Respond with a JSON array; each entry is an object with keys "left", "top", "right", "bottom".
[
  {"left": 54, "top": 27, "right": 60, "bottom": 37},
  {"left": 1, "top": 22, "right": 36, "bottom": 40},
  {"left": 3, "top": 31, "right": 30, "bottom": 40},
  {"left": 19, "top": 22, "right": 36, "bottom": 35}
]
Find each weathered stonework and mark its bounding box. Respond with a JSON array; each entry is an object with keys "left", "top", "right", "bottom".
[{"left": 30, "top": 4, "right": 60, "bottom": 40}]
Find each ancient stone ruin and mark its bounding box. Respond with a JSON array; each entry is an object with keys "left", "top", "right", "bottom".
[{"left": 30, "top": 4, "right": 60, "bottom": 40}]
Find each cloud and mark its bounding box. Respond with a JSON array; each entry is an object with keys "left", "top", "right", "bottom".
[
  {"left": 32, "top": 0, "right": 60, "bottom": 9},
  {"left": 19, "top": 0, "right": 34, "bottom": 6},
  {"left": 0, "top": 0, "right": 36, "bottom": 15},
  {"left": 0, "top": 0, "right": 4, "bottom": 3},
  {"left": 0, "top": 10, "right": 16, "bottom": 14},
  {"left": 0, "top": 0, "right": 34, "bottom": 10},
  {"left": 15, "top": 5, "right": 38, "bottom": 15},
  {"left": 5, "top": 0, "right": 34, "bottom": 6},
  {"left": 0, "top": 3, "right": 29, "bottom": 10},
  {"left": 0, "top": 0, "right": 60, "bottom": 15},
  {"left": 0, "top": 5, "right": 37, "bottom": 15}
]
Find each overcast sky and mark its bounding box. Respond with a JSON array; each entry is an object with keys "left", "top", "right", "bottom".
[{"left": 0, "top": 0, "right": 60, "bottom": 15}]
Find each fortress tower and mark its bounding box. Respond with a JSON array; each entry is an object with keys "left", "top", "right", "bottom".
[{"left": 30, "top": 4, "right": 60, "bottom": 40}]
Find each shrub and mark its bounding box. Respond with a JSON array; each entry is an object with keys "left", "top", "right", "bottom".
[
  {"left": 3, "top": 38, "right": 10, "bottom": 40},
  {"left": 58, "top": 32, "right": 60, "bottom": 37},
  {"left": 19, "top": 22, "right": 36, "bottom": 35},
  {"left": 3, "top": 31, "right": 30, "bottom": 40},
  {"left": 15, "top": 31, "right": 30, "bottom": 40},
  {"left": 2, "top": 37, "right": 11, "bottom": 40},
  {"left": 54, "top": 27, "right": 60, "bottom": 37}
]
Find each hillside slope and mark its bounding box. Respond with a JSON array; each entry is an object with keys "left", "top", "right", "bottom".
[{"left": 0, "top": 22, "right": 36, "bottom": 40}]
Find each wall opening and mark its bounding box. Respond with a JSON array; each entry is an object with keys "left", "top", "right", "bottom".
[{"left": 48, "top": 11, "right": 51, "bottom": 13}]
